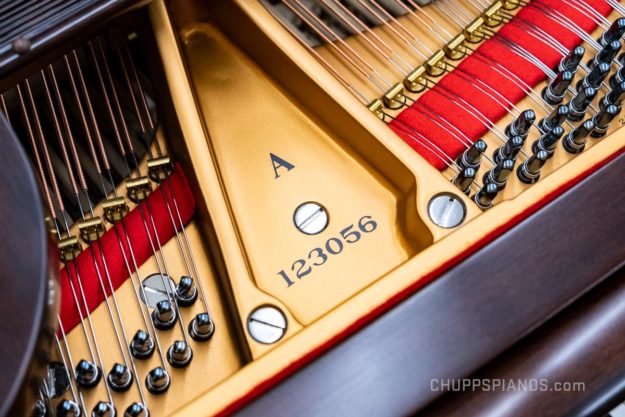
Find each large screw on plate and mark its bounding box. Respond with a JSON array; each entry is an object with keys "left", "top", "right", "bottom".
[
  {"left": 428, "top": 194, "right": 466, "bottom": 228},
  {"left": 247, "top": 306, "right": 287, "bottom": 344},
  {"left": 293, "top": 202, "right": 329, "bottom": 235}
]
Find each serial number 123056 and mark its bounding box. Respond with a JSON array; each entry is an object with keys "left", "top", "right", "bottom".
[{"left": 277, "top": 215, "right": 378, "bottom": 287}]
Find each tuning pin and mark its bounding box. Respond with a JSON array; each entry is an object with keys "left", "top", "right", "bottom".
[
  {"left": 189, "top": 312, "right": 216, "bottom": 341},
  {"left": 455, "top": 139, "right": 487, "bottom": 170},
  {"left": 152, "top": 300, "right": 177, "bottom": 330},
  {"left": 452, "top": 167, "right": 476, "bottom": 195},
  {"left": 610, "top": 65, "right": 625, "bottom": 89},
  {"left": 175, "top": 276, "right": 198, "bottom": 307},
  {"left": 517, "top": 150, "right": 549, "bottom": 184},
  {"left": 107, "top": 363, "right": 133, "bottom": 392},
  {"left": 74, "top": 359, "right": 101, "bottom": 389},
  {"left": 542, "top": 70, "right": 574, "bottom": 105},
  {"left": 130, "top": 329, "right": 155, "bottom": 359},
  {"left": 599, "top": 18, "right": 625, "bottom": 47},
  {"left": 568, "top": 87, "right": 598, "bottom": 122},
  {"left": 505, "top": 109, "right": 536, "bottom": 139},
  {"left": 124, "top": 402, "right": 149, "bottom": 417},
  {"left": 532, "top": 126, "right": 565, "bottom": 158},
  {"left": 167, "top": 340, "right": 193, "bottom": 368},
  {"left": 483, "top": 159, "right": 515, "bottom": 191},
  {"left": 591, "top": 104, "right": 621, "bottom": 138},
  {"left": 588, "top": 39, "right": 621, "bottom": 71},
  {"left": 146, "top": 367, "right": 170, "bottom": 394},
  {"left": 577, "top": 62, "right": 611, "bottom": 92},
  {"left": 538, "top": 105, "right": 569, "bottom": 133},
  {"left": 601, "top": 81, "right": 625, "bottom": 110},
  {"left": 494, "top": 135, "right": 524, "bottom": 164},
  {"left": 473, "top": 183, "right": 498, "bottom": 210},
  {"left": 558, "top": 46, "right": 585, "bottom": 74},
  {"left": 92, "top": 402, "right": 115, "bottom": 417},
  {"left": 56, "top": 400, "right": 80, "bottom": 417},
  {"left": 563, "top": 120, "right": 594, "bottom": 154}
]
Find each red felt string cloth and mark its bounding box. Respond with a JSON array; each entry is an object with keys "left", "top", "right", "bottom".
[
  {"left": 58, "top": 164, "right": 195, "bottom": 333},
  {"left": 389, "top": 0, "right": 614, "bottom": 170}
]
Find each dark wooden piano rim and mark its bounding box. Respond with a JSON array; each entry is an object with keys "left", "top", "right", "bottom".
[
  {"left": 0, "top": 116, "right": 49, "bottom": 417},
  {"left": 231, "top": 146, "right": 625, "bottom": 417}
]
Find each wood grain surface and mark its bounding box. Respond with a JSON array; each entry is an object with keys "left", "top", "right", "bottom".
[{"left": 0, "top": 114, "right": 50, "bottom": 417}]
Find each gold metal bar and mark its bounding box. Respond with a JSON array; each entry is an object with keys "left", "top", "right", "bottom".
[
  {"left": 404, "top": 65, "right": 427, "bottom": 93},
  {"left": 77, "top": 217, "right": 106, "bottom": 243},
  {"left": 444, "top": 34, "right": 467, "bottom": 61},
  {"left": 465, "top": 17, "right": 486, "bottom": 43},
  {"left": 147, "top": 156, "right": 174, "bottom": 183},
  {"left": 425, "top": 50, "right": 447, "bottom": 77},
  {"left": 382, "top": 83, "right": 406, "bottom": 110},
  {"left": 126, "top": 176, "right": 152, "bottom": 203},
  {"left": 102, "top": 197, "right": 130, "bottom": 224},
  {"left": 367, "top": 99, "right": 385, "bottom": 120},
  {"left": 483, "top": 1, "right": 504, "bottom": 27},
  {"left": 58, "top": 236, "right": 82, "bottom": 263}
]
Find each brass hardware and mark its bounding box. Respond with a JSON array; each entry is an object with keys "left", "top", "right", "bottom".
[
  {"left": 102, "top": 197, "right": 129, "bottom": 223},
  {"left": 147, "top": 156, "right": 174, "bottom": 183},
  {"left": 483, "top": 1, "right": 504, "bottom": 28},
  {"left": 58, "top": 236, "right": 82, "bottom": 263},
  {"left": 502, "top": 0, "right": 521, "bottom": 10},
  {"left": 44, "top": 216, "right": 57, "bottom": 236},
  {"left": 465, "top": 17, "right": 486, "bottom": 43},
  {"left": 126, "top": 176, "right": 152, "bottom": 203},
  {"left": 367, "top": 99, "right": 385, "bottom": 121},
  {"left": 404, "top": 65, "right": 427, "bottom": 93},
  {"left": 444, "top": 34, "right": 467, "bottom": 61},
  {"left": 77, "top": 217, "right": 106, "bottom": 243},
  {"left": 382, "top": 83, "right": 406, "bottom": 110},
  {"left": 425, "top": 50, "right": 447, "bottom": 77}
]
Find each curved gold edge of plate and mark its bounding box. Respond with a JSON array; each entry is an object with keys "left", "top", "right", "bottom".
[{"left": 149, "top": 1, "right": 625, "bottom": 415}]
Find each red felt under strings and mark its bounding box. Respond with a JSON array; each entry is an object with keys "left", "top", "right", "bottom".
[
  {"left": 389, "top": 0, "right": 614, "bottom": 170},
  {"left": 58, "top": 164, "right": 195, "bottom": 332}
]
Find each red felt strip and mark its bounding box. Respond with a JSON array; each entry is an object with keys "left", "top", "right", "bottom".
[
  {"left": 389, "top": 0, "right": 613, "bottom": 170},
  {"left": 58, "top": 164, "right": 195, "bottom": 332}
]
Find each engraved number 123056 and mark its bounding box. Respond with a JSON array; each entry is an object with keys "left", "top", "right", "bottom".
[{"left": 277, "top": 215, "right": 378, "bottom": 287}]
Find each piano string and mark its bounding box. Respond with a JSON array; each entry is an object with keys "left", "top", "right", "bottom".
[{"left": 263, "top": 0, "right": 624, "bottom": 209}]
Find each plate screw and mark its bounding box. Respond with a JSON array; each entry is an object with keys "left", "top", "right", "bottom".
[
  {"left": 428, "top": 194, "right": 466, "bottom": 228},
  {"left": 12, "top": 37, "right": 31, "bottom": 54},
  {"left": 247, "top": 306, "right": 287, "bottom": 344},
  {"left": 140, "top": 273, "right": 176, "bottom": 307},
  {"left": 293, "top": 202, "right": 328, "bottom": 235}
]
